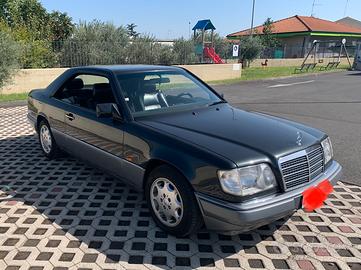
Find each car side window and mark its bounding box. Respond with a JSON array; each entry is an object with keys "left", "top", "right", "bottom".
[{"left": 54, "top": 74, "right": 117, "bottom": 111}]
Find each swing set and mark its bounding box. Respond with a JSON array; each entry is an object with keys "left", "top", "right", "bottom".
[{"left": 295, "top": 39, "right": 352, "bottom": 72}]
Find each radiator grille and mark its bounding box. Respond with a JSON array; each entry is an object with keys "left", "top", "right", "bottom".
[{"left": 279, "top": 145, "right": 324, "bottom": 190}]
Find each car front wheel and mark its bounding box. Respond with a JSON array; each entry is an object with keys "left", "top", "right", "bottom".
[
  {"left": 38, "top": 120, "right": 60, "bottom": 159},
  {"left": 145, "top": 165, "right": 203, "bottom": 237}
]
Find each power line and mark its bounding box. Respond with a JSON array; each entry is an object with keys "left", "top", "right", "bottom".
[
  {"left": 311, "top": 0, "right": 322, "bottom": 17},
  {"left": 344, "top": 0, "right": 350, "bottom": 17},
  {"left": 311, "top": 0, "right": 317, "bottom": 17}
]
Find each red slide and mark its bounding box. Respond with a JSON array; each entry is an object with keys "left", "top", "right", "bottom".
[{"left": 204, "top": 47, "right": 224, "bottom": 64}]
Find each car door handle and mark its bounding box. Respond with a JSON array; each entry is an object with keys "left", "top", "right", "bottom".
[{"left": 65, "top": 113, "right": 75, "bottom": 121}]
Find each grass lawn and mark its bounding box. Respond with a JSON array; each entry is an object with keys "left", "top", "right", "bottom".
[
  {"left": 0, "top": 92, "right": 28, "bottom": 102},
  {"left": 0, "top": 65, "right": 350, "bottom": 103},
  {"left": 210, "top": 65, "right": 350, "bottom": 85}
]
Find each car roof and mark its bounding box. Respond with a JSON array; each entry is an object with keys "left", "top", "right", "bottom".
[{"left": 71, "top": 65, "right": 183, "bottom": 74}]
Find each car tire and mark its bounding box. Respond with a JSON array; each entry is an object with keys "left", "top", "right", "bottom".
[
  {"left": 145, "top": 165, "right": 203, "bottom": 237},
  {"left": 38, "top": 120, "right": 60, "bottom": 159}
]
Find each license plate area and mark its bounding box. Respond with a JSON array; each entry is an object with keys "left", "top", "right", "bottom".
[{"left": 302, "top": 180, "right": 333, "bottom": 212}]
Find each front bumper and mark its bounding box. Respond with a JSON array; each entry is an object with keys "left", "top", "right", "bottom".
[{"left": 196, "top": 160, "right": 342, "bottom": 234}]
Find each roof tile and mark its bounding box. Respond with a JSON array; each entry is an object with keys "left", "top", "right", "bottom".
[{"left": 228, "top": 15, "right": 361, "bottom": 37}]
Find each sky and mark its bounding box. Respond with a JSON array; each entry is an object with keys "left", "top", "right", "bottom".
[{"left": 40, "top": 0, "right": 361, "bottom": 39}]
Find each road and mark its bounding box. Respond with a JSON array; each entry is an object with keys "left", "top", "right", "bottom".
[{"left": 215, "top": 71, "right": 361, "bottom": 186}]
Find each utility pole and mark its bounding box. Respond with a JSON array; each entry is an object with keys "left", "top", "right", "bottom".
[
  {"left": 189, "top": 21, "right": 191, "bottom": 39},
  {"left": 250, "top": 0, "right": 256, "bottom": 36}
]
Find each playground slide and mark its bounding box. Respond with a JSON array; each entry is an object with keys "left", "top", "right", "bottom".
[{"left": 204, "top": 47, "right": 224, "bottom": 64}]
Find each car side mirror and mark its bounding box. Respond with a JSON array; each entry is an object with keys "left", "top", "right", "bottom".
[
  {"left": 220, "top": 93, "right": 226, "bottom": 101},
  {"left": 96, "top": 103, "right": 123, "bottom": 121}
]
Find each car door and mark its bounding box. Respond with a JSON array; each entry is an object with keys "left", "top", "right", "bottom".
[
  {"left": 59, "top": 73, "right": 125, "bottom": 178},
  {"left": 42, "top": 100, "right": 68, "bottom": 147}
]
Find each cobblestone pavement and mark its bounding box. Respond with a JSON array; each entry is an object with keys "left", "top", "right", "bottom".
[{"left": 0, "top": 106, "right": 361, "bottom": 270}]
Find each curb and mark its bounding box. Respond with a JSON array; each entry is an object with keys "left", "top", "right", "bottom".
[
  {"left": 0, "top": 100, "right": 27, "bottom": 108},
  {"left": 210, "top": 69, "right": 350, "bottom": 86}
]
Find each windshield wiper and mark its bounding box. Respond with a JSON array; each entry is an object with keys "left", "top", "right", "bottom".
[{"left": 208, "top": 100, "right": 227, "bottom": 106}]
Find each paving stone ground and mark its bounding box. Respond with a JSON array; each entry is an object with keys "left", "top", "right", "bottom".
[{"left": 0, "top": 106, "right": 361, "bottom": 270}]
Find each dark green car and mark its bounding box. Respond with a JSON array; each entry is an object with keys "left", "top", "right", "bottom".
[{"left": 27, "top": 65, "right": 342, "bottom": 236}]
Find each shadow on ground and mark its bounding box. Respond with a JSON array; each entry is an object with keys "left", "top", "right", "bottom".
[{"left": 347, "top": 72, "right": 361, "bottom": 76}]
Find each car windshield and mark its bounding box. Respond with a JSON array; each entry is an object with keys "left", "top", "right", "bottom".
[{"left": 117, "top": 70, "right": 222, "bottom": 117}]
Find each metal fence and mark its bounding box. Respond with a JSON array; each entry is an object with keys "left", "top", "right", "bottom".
[
  {"left": 48, "top": 41, "right": 358, "bottom": 68},
  {"left": 260, "top": 45, "right": 358, "bottom": 60},
  {"left": 51, "top": 41, "right": 235, "bottom": 68}
]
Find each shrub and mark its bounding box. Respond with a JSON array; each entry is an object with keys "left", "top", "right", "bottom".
[
  {"left": 59, "top": 21, "right": 129, "bottom": 66},
  {"left": 151, "top": 43, "right": 175, "bottom": 65},
  {"left": 239, "top": 36, "right": 264, "bottom": 67},
  {"left": 213, "top": 33, "right": 232, "bottom": 60},
  {"left": 125, "top": 35, "right": 155, "bottom": 64},
  {"left": 172, "top": 38, "right": 197, "bottom": 64},
  {"left": 126, "top": 35, "right": 175, "bottom": 65},
  {"left": 0, "top": 30, "right": 20, "bottom": 90},
  {"left": 21, "top": 40, "right": 57, "bottom": 68}
]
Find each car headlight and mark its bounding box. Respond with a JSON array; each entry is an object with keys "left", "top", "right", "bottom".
[
  {"left": 321, "top": 137, "right": 333, "bottom": 164},
  {"left": 217, "top": 163, "right": 277, "bottom": 196}
]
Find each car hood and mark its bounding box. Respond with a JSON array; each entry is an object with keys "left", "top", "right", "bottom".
[{"left": 139, "top": 104, "right": 325, "bottom": 167}]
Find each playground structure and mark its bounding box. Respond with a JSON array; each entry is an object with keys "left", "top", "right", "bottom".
[
  {"left": 192, "top": 19, "right": 224, "bottom": 64},
  {"left": 353, "top": 43, "right": 361, "bottom": 70},
  {"left": 295, "top": 39, "right": 352, "bottom": 72}
]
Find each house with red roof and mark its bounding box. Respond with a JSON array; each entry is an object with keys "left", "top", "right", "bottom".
[
  {"left": 336, "top": 17, "right": 361, "bottom": 30},
  {"left": 227, "top": 15, "right": 361, "bottom": 58}
]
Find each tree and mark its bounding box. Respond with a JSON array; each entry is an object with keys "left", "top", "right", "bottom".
[
  {"left": 0, "top": 30, "right": 20, "bottom": 90},
  {"left": 49, "top": 11, "right": 74, "bottom": 42},
  {"left": 0, "top": 0, "right": 51, "bottom": 40},
  {"left": 126, "top": 23, "right": 139, "bottom": 38},
  {"left": 261, "top": 18, "right": 280, "bottom": 49},
  {"left": 239, "top": 36, "right": 264, "bottom": 67},
  {"left": 0, "top": 0, "right": 74, "bottom": 67}
]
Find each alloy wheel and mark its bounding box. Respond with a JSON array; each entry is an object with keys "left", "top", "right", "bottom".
[
  {"left": 40, "top": 125, "right": 52, "bottom": 154},
  {"left": 150, "top": 177, "right": 184, "bottom": 227}
]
